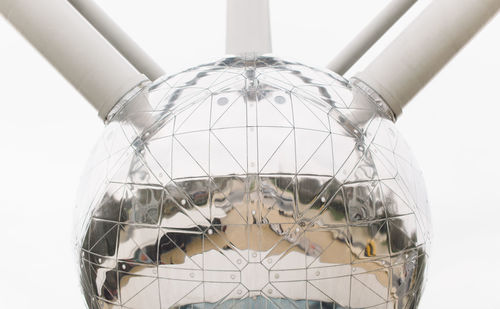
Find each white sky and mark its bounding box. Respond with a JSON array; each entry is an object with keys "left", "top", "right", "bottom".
[{"left": 0, "top": 1, "right": 499, "bottom": 308}]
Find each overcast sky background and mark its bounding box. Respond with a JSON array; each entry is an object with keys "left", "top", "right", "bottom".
[{"left": 1, "top": 1, "right": 499, "bottom": 308}]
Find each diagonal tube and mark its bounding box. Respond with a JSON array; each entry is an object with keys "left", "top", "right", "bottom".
[
  {"left": 68, "top": 0, "right": 165, "bottom": 81},
  {"left": 1, "top": 0, "right": 148, "bottom": 120},
  {"left": 354, "top": 0, "right": 500, "bottom": 117},
  {"left": 328, "top": 0, "right": 417, "bottom": 75}
]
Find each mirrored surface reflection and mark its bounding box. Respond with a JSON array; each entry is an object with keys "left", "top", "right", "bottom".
[{"left": 77, "top": 56, "right": 431, "bottom": 309}]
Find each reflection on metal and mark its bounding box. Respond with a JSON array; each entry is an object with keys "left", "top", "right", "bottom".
[{"left": 76, "top": 56, "right": 431, "bottom": 308}]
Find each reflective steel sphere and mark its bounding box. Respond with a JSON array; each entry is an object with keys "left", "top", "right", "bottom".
[{"left": 76, "top": 56, "right": 431, "bottom": 309}]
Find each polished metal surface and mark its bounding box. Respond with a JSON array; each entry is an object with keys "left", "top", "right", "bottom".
[{"left": 76, "top": 56, "right": 431, "bottom": 309}]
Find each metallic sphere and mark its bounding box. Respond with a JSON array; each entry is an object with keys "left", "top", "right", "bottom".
[{"left": 76, "top": 56, "right": 431, "bottom": 309}]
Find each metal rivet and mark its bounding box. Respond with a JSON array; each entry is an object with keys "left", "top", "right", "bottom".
[
  {"left": 217, "top": 97, "right": 229, "bottom": 105},
  {"left": 274, "top": 96, "right": 286, "bottom": 104}
]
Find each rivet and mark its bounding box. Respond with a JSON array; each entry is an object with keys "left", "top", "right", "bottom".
[
  {"left": 274, "top": 96, "right": 286, "bottom": 104},
  {"left": 217, "top": 97, "right": 229, "bottom": 105}
]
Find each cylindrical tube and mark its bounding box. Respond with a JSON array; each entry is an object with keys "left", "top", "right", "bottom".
[
  {"left": 327, "top": 0, "right": 417, "bottom": 75},
  {"left": 355, "top": 0, "right": 500, "bottom": 116},
  {"left": 1, "top": 0, "right": 148, "bottom": 119},
  {"left": 226, "top": 0, "right": 272, "bottom": 55},
  {"left": 69, "top": 0, "right": 165, "bottom": 81}
]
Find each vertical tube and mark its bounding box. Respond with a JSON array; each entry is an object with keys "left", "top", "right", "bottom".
[
  {"left": 1, "top": 0, "right": 148, "bottom": 120},
  {"left": 327, "top": 0, "right": 417, "bottom": 75},
  {"left": 226, "top": 0, "right": 272, "bottom": 56},
  {"left": 69, "top": 0, "right": 165, "bottom": 81},
  {"left": 354, "top": 0, "right": 500, "bottom": 116}
]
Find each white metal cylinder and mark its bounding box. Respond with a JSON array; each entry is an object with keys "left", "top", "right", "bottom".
[
  {"left": 226, "top": 0, "right": 272, "bottom": 56},
  {"left": 327, "top": 0, "right": 417, "bottom": 75},
  {"left": 69, "top": 0, "right": 165, "bottom": 81},
  {"left": 355, "top": 0, "right": 500, "bottom": 116},
  {"left": 1, "top": 0, "right": 148, "bottom": 120}
]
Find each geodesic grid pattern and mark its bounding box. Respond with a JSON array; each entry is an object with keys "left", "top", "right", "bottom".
[{"left": 76, "top": 57, "right": 431, "bottom": 309}]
